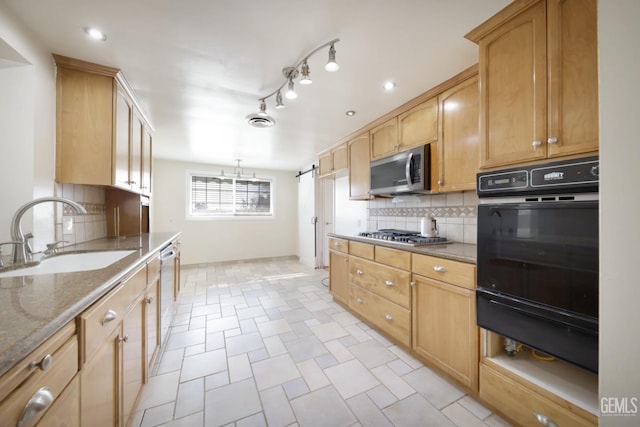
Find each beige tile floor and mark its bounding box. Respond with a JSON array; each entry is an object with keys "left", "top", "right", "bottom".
[{"left": 132, "top": 257, "right": 512, "bottom": 427}]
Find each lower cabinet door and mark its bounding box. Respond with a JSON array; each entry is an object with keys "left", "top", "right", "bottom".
[
  {"left": 329, "top": 251, "right": 349, "bottom": 304},
  {"left": 80, "top": 328, "right": 120, "bottom": 426},
  {"left": 412, "top": 275, "right": 478, "bottom": 390},
  {"left": 122, "top": 296, "right": 145, "bottom": 426}
]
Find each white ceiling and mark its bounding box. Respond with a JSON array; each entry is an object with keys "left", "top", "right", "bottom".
[{"left": 3, "top": 0, "right": 510, "bottom": 171}]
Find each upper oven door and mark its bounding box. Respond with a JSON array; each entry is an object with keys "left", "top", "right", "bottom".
[{"left": 477, "top": 200, "right": 599, "bottom": 318}]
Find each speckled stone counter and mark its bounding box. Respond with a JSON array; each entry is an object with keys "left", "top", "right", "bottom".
[
  {"left": 0, "top": 232, "right": 180, "bottom": 377},
  {"left": 328, "top": 233, "right": 477, "bottom": 264}
]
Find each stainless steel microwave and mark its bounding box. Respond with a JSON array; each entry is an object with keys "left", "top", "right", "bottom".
[{"left": 369, "top": 145, "right": 430, "bottom": 196}]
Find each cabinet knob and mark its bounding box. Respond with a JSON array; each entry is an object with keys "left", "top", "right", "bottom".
[
  {"left": 102, "top": 309, "right": 118, "bottom": 325},
  {"left": 532, "top": 140, "right": 542, "bottom": 149},
  {"left": 533, "top": 413, "right": 559, "bottom": 427},
  {"left": 385, "top": 314, "right": 393, "bottom": 321},
  {"left": 437, "top": 180, "right": 443, "bottom": 186},
  {"left": 433, "top": 265, "right": 447, "bottom": 273},
  {"left": 145, "top": 297, "right": 154, "bottom": 304},
  {"left": 384, "top": 280, "right": 394, "bottom": 287},
  {"left": 334, "top": 242, "right": 341, "bottom": 247},
  {"left": 356, "top": 298, "right": 364, "bottom": 304},
  {"left": 120, "top": 335, "right": 129, "bottom": 343},
  {"left": 28, "top": 354, "right": 53, "bottom": 372},
  {"left": 547, "top": 137, "right": 558, "bottom": 144},
  {"left": 356, "top": 269, "right": 364, "bottom": 275},
  {"left": 410, "top": 281, "right": 416, "bottom": 287},
  {"left": 18, "top": 387, "right": 54, "bottom": 426},
  {"left": 344, "top": 258, "right": 348, "bottom": 263}
]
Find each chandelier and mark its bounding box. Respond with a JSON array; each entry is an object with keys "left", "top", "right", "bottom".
[{"left": 246, "top": 38, "right": 340, "bottom": 128}]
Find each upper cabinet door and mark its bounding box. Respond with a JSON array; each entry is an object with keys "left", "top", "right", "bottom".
[
  {"left": 141, "top": 129, "right": 152, "bottom": 195},
  {"left": 348, "top": 132, "right": 371, "bottom": 200},
  {"left": 477, "top": 0, "right": 548, "bottom": 169},
  {"left": 370, "top": 118, "right": 398, "bottom": 160},
  {"left": 546, "top": 0, "right": 599, "bottom": 158},
  {"left": 438, "top": 74, "right": 480, "bottom": 192},
  {"left": 115, "top": 88, "right": 132, "bottom": 190},
  {"left": 130, "top": 112, "right": 143, "bottom": 193},
  {"left": 398, "top": 97, "right": 439, "bottom": 151}
]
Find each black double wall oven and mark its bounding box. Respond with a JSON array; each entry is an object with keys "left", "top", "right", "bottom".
[{"left": 476, "top": 157, "right": 599, "bottom": 373}]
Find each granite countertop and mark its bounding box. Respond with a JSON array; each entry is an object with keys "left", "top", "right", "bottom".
[
  {"left": 328, "top": 233, "right": 477, "bottom": 264},
  {"left": 0, "top": 231, "right": 180, "bottom": 378}
]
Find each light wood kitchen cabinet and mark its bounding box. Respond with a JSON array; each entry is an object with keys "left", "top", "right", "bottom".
[
  {"left": 78, "top": 263, "right": 148, "bottom": 426},
  {"left": 349, "top": 257, "right": 411, "bottom": 309},
  {"left": 145, "top": 255, "right": 161, "bottom": 374},
  {"left": 0, "top": 322, "right": 78, "bottom": 427},
  {"left": 318, "top": 143, "right": 348, "bottom": 177},
  {"left": 348, "top": 132, "right": 371, "bottom": 200},
  {"left": 437, "top": 73, "right": 480, "bottom": 192},
  {"left": 370, "top": 118, "right": 398, "bottom": 160},
  {"left": 329, "top": 251, "right": 349, "bottom": 305},
  {"left": 411, "top": 253, "right": 478, "bottom": 390},
  {"left": 398, "top": 97, "right": 439, "bottom": 151},
  {"left": 54, "top": 54, "right": 154, "bottom": 193},
  {"left": 37, "top": 375, "right": 81, "bottom": 427},
  {"left": 466, "top": 0, "right": 598, "bottom": 169}
]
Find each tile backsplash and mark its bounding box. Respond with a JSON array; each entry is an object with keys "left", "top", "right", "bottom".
[
  {"left": 54, "top": 183, "right": 107, "bottom": 246},
  {"left": 366, "top": 190, "right": 478, "bottom": 245}
]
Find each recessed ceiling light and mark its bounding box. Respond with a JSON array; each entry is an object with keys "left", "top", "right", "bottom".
[
  {"left": 83, "top": 26, "right": 107, "bottom": 41},
  {"left": 383, "top": 81, "right": 396, "bottom": 91},
  {"left": 345, "top": 110, "right": 356, "bottom": 116}
]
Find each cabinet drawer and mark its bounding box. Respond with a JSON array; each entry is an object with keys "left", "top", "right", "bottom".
[
  {"left": 412, "top": 254, "right": 475, "bottom": 289},
  {"left": 349, "top": 257, "right": 411, "bottom": 308},
  {"left": 349, "top": 285, "right": 410, "bottom": 347},
  {"left": 328, "top": 237, "right": 348, "bottom": 254},
  {"left": 0, "top": 337, "right": 78, "bottom": 427},
  {"left": 37, "top": 374, "right": 80, "bottom": 427},
  {"left": 480, "top": 364, "right": 596, "bottom": 427},
  {"left": 349, "top": 241, "right": 374, "bottom": 260},
  {"left": 375, "top": 246, "right": 411, "bottom": 270},
  {"left": 79, "top": 283, "right": 126, "bottom": 363},
  {"left": 121, "top": 264, "right": 147, "bottom": 310},
  {"left": 0, "top": 322, "right": 75, "bottom": 403}
]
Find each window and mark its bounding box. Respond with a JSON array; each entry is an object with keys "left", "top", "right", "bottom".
[{"left": 189, "top": 173, "right": 273, "bottom": 217}]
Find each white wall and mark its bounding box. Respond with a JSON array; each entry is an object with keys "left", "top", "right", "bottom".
[
  {"left": 152, "top": 159, "right": 298, "bottom": 265},
  {"left": 333, "top": 175, "right": 368, "bottom": 236},
  {"left": 598, "top": 0, "right": 640, "bottom": 424},
  {"left": 0, "top": 5, "right": 57, "bottom": 250}
]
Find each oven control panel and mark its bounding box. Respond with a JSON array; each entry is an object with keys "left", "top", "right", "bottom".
[{"left": 477, "top": 156, "right": 599, "bottom": 197}]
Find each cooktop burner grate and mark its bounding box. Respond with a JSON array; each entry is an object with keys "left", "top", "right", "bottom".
[{"left": 357, "top": 229, "right": 448, "bottom": 246}]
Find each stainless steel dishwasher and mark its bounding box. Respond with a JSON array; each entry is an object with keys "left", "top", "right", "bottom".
[{"left": 159, "top": 242, "right": 177, "bottom": 348}]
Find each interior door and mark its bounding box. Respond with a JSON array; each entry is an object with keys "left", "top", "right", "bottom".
[{"left": 320, "top": 179, "right": 335, "bottom": 268}]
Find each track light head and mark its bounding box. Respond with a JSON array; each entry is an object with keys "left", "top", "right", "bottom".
[
  {"left": 275, "top": 91, "right": 285, "bottom": 109},
  {"left": 325, "top": 43, "right": 339, "bottom": 72},
  {"left": 285, "top": 78, "right": 297, "bottom": 100},
  {"left": 300, "top": 60, "right": 312, "bottom": 85}
]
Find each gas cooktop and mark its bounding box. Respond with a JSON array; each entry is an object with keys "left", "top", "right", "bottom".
[{"left": 357, "top": 229, "right": 448, "bottom": 246}]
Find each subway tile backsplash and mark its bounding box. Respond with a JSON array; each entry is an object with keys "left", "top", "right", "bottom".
[
  {"left": 366, "top": 190, "right": 478, "bottom": 245},
  {"left": 55, "top": 183, "right": 107, "bottom": 246}
]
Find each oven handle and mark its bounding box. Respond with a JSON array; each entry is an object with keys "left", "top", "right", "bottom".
[
  {"left": 487, "top": 298, "right": 595, "bottom": 335},
  {"left": 405, "top": 152, "right": 414, "bottom": 186}
]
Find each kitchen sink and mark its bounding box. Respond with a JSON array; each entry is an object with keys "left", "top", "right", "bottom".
[{"left": 0, "top": 250, "right": 137, "bottom": 278}]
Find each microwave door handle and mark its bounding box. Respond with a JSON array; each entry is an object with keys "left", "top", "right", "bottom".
[{"left": 405, "top": 152, "right": 414, "bottom": 186}]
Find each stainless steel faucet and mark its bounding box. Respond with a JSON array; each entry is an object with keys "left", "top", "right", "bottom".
[{"left": 10, "top": 197, "right": 87, "bottom": 265}]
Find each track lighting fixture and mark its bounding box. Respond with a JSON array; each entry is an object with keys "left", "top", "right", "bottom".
[{"left": 246, "top": 38, "right": 340, "bottom": 128}]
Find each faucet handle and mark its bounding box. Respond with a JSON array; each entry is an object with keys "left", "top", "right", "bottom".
[{"left": 44, "top": 241, "right": 68, "bottom": 256}]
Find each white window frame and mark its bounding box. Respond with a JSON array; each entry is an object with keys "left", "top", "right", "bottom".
[{"left": 186, "top": 170, "right": 276, "bottom": 220}]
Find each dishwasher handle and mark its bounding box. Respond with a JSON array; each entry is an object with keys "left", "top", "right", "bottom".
[{"left": 160, "top": 248, "right": 177, "bottom": 262}]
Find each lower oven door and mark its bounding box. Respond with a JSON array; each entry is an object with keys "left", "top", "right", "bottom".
[{"left": 477, "top": 288, "right": 598, "bottom": 373}]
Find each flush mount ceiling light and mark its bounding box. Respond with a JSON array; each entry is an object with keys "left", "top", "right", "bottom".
[
  {"left": 247, "top": 38, "right": 340, "bottom": 128},
  {"left": 83, "top": 26, "right": 107, "bottom": 41},
  {"left": 345, "top": 110, "right": 356, "bottom": 116}
]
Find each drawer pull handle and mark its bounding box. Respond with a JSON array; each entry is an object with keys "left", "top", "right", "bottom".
[
  {"left": 28, "top": 354, "right": 53, "bottom": 372},
  {"left": 533, "top": 413, "right": 559, "bottom": 427},
  {"left": 384, "top": 280, "right": 394, "bottom": 286},
  {"left": 102, "top": 309, "right": 118, "bottom": 325},
  {"left": 356, "top": 269, "right": 364, "bottom": 275},
  {"left": 18, "top": 387, "right": 54, "bottom": 427},
  {"left": 356, "top": 298, "right": 364, "bottom": 304},
  {"left": 433, "top": 266, "right": 447, "bottom": 273},
  {"left": 547, "top": 137, "right": 558, "bottom": 145},
  {"left": 145, "top": 297, "right": 154, "bottom": 304},
  {"left": 385, "top": 314, "right": 393, "bottom": 321}
]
